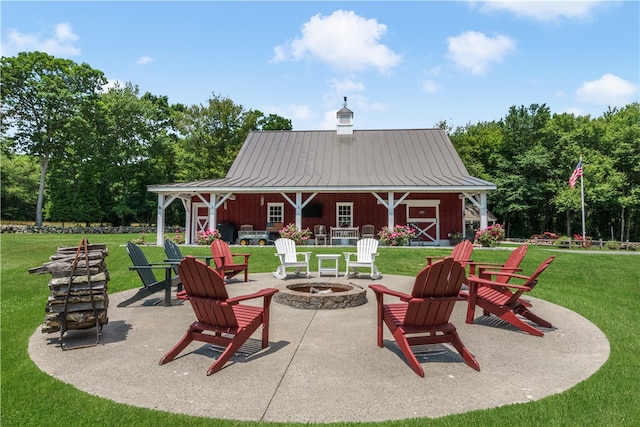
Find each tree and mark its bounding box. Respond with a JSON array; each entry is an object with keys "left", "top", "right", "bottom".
[
  {"left": 173, "top": 94, "right": 292, "bottom": 181},
  {"left": 0, "top": 52, "right": 106, "bottom": 225},
  {"left": 0, "top": 153, "right": 39, "bottom": 220}
]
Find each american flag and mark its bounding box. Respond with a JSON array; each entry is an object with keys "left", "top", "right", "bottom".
[{"left": 569, "top": 159, "right": 583, "bottom": 188}]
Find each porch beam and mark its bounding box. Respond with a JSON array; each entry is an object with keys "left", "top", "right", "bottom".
[
  {"left": 372, "top": 192, "right": 410, "bottom": 228},
  {"left": 280, "top": 192, "right": 318, "bottom": 229},
  {"left": 462, "top": 191, "right": 489, "bottom": 230}
]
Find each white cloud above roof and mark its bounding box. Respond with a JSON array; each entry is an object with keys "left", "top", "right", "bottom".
[
  {"left": 575, "top": 73, "right": 639, "bottom": 106},
  {"left": 446, "top": 31, "right": 516, "bottom": 75},
  {"left": 271, "top": 10, "right": 402, "bottom": 73},
  {"left": 0, "top": 22, "right": 80, "bottom": 57},
  {"left": 476, "top": 0, "right": 607, "bottom": 21}
]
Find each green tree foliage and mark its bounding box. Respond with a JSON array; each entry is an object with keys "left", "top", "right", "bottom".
[
  {"left": 173, "top": 94, "right": 292, "bottom": 181},
  {"left": 0, "top": 154, "right": 39, "bottom": 220},
  {"left": 0, "top": 52, "right": 106, "bottom": 225},
  {"left": 450, "top": 102, "right": 640, "bottom": 240}
]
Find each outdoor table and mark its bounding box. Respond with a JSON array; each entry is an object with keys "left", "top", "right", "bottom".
[{"left": 316, "top": 254, "right": 340, "bottom": 277}]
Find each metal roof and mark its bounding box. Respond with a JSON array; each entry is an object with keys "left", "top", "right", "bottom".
[{"left": 148, "top": 129, "right": 496, "bottom": 194}]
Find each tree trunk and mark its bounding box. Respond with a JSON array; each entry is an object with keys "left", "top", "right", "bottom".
[{"left": 36, "top": 155, "right": 49, "bottom": 227}]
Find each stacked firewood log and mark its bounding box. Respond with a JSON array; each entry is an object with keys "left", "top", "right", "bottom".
[{"left": 29, "top": 240, "right": 109, "bottom": 334}]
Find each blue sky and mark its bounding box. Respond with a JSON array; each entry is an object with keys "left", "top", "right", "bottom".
[{"left": 2, "top": 1, "right": 638, "bottom": 130}]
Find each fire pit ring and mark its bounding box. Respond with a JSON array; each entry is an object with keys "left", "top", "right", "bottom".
[{"left": 274, "top": 282, "right": 367, "bottom": 309}]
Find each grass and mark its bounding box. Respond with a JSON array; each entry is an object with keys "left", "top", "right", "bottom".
[{"left": 1, "top": 234, "right": 639, "bottom": 426}]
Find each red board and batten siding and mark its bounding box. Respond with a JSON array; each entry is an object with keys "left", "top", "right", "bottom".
[{"left": 192, "top": 193, "right": 463, "bottom": 238}]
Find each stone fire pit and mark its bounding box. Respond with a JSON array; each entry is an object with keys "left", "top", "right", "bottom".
[{"left": 274, "top": 282, "right": 367, "bottom": 309}]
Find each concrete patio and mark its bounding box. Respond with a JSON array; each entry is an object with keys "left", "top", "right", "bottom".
[{"left": 29, "top": 272, "right": 609, "bottom": 423}]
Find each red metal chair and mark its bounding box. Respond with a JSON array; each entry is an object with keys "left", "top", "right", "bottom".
[
  {"left": 369, "top": 258, "right": 480, "bottom": 377},
  {"left": 159, "top": 256, "right": 278, "bottom": 375}
]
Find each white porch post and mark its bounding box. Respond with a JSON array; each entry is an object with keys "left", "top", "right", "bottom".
[
  {"left": 461, "top": 196, "right": 466, "bottom": 238},
  {"left": 387, "top": 192, "right": 395, "bottom": 228},
  {"left": 156, "top": 193, "right": 165, "bottom": 246},
  {"left": 208, "top": 192, "right": 217, "bottom": 236},
  {"left": 182, "top": 198, "right": 192, "bottom": 244},
  {"left": 294, "top": 193, "right": 301, "bottom": 228},
  {"left": 479, "top": 192, "right": 488, "bottom": 230}
]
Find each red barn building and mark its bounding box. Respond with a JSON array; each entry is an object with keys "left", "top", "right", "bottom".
[{"left": 149, "top": 104, "right": 496, "bottom": 246}]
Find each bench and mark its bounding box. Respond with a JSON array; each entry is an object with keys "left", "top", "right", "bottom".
[{"left": 330, "top": 227, "right": 359, "bottom": 245}]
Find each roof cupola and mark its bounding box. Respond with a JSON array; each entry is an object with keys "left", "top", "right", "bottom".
[{"left": 336, "top": 96, "right": 354, "bottom": 135}]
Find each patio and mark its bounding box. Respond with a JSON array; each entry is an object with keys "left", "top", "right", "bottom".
[{"left": 28, "top": 273, "right": 609, "bottom": 423}]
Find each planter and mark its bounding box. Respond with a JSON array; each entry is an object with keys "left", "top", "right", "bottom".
[{"left": 449, "top": 238, "right": 463, "bottom": 246}]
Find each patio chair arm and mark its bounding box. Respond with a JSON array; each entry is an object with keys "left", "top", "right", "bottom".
[
  {"left": 343, "top": 252, "right": 356, "bottom": 261},
  {"left": 298, "top": 251, "right": 312, "bottom": 261},
  {"left": 227, "top": 288, "right": 279, "bottom": 304},
  {"left": 128, "top": 263, "right": 174, "bottom": 271},
  {"left": 232, "top": 253, "right": 251, "bottom": 262},
  {"left": 467, "top": 275, "right": 533, "bottom": 292},
  {"left": 369, "top": 284, "right": 413, "bottom": 302},
  {"left": 477, "top": 270, "right": 531, "bottom": 281},
  {"left": 425, "top": 255, "right": 446, "bottom": 266}
]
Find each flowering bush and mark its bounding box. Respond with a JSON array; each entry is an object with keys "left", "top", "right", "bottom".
[
  {"left": 378, "top": 225, "right": 416, "bottom": 246},
  {"left": 475, "top": 224, "right": 505, "bottom": 247},
  {"left": 279, "top": 223, "right": 312, "bottom": 245},
  {"left": 169, "top": 229, "right": 185, "bottom": 244},
  {"left": 195, "top": 228, "right": 221, "bottom": 245}
]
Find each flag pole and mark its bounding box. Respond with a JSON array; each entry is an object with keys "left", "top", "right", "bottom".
[{"left": 579, "top": 156, "right": 586, "bottom": 245}]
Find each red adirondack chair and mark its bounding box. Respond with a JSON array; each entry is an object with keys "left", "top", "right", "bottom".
[
  {"left": 425, "top": 239, "right": 473, "bottom": 268},
  {"left": 369, "top": 258, "right": 480, "bottom": 377},
  {"left": 159, "top": 256, "right": 278, "bottom": 375},
  {"left": 210, "top": 239, "right": 250, "bottom": 282},
  {"left": 466, "top": 256, "right": 556, "bottom": 337},
  {"left": 468, "top": 244, "right": 528, "bottom": 277},
  {"left": 468, "top": 244, "right": 532, "bottom": 308}
]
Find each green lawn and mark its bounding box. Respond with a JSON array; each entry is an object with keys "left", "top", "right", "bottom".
[{"left": 1, "top": 234, "right": 639, "bottom": 426}]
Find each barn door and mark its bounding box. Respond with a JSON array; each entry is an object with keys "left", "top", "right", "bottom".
[
  {"left": 192, "top": 202, "right": 210, "bottom": 241},
  {"left": 406, "top": 200, "right": 440, "bottom": 245}
]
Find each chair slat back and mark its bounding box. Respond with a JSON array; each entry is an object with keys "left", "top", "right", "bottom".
[
  {"left": 504, "top": 256, "right": 555, "bottom": 304},
  {"left": 493, "top": 244, "right": 527, "bottom": 284},
  {"left": 275, "top": 238, "right": 298, "bottom": 263},
  {"left": 126, "top": 242, "right": 158, "bottom": 287},
  {"left": 451, "top": 240, "right": 473, "bottom": 267},
  {"left": 164, "top": 239, "right": 183, "bottom": 260},
  {"left": 178, "top": 256, "right": 237, "bottom": 328},
  {"left": 210, "top": 240, "right": 233, "bottom": 268},
  {"left": 405, "top": 258, "right": 466, "bottom": 327},
  {"left": 163, "top": 239, "right": 183, "bottom": 274},
  {"left": 357, "top": 238, "right": 378, "bottom": 263}
]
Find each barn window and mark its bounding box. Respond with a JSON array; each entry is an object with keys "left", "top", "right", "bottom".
[
  {"left": 268, "top": 203, "right": 284, "bottom": 224},
  {"left": 336, "top": 202, "right": 353, "bottom": 227}
]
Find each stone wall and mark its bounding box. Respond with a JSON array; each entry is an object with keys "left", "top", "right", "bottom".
[{"left": 0, "top": 225, "right": 184, "bottom": 234}]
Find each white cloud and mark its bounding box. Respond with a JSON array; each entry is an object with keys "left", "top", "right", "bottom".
[
  {"left": 422, "top": 80, "right": 440, "bottom": 94},
  {"left": 447, "top": 30, "right": 516, "bottom": 75},
  {"left": 136, "top": 55, "right": 154, "bottom": 65},
  {"left": 476, "top": 0, "right": 607, "bottom": 22},
  {"left": 1, "top": 22, "right": 80, "bottom": 57},
  {"left": 576, "top": 73, "right": 638, "bottom": 106},
  {"left": 271, "top": 10, "right": 402, "bottom": 73}
]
